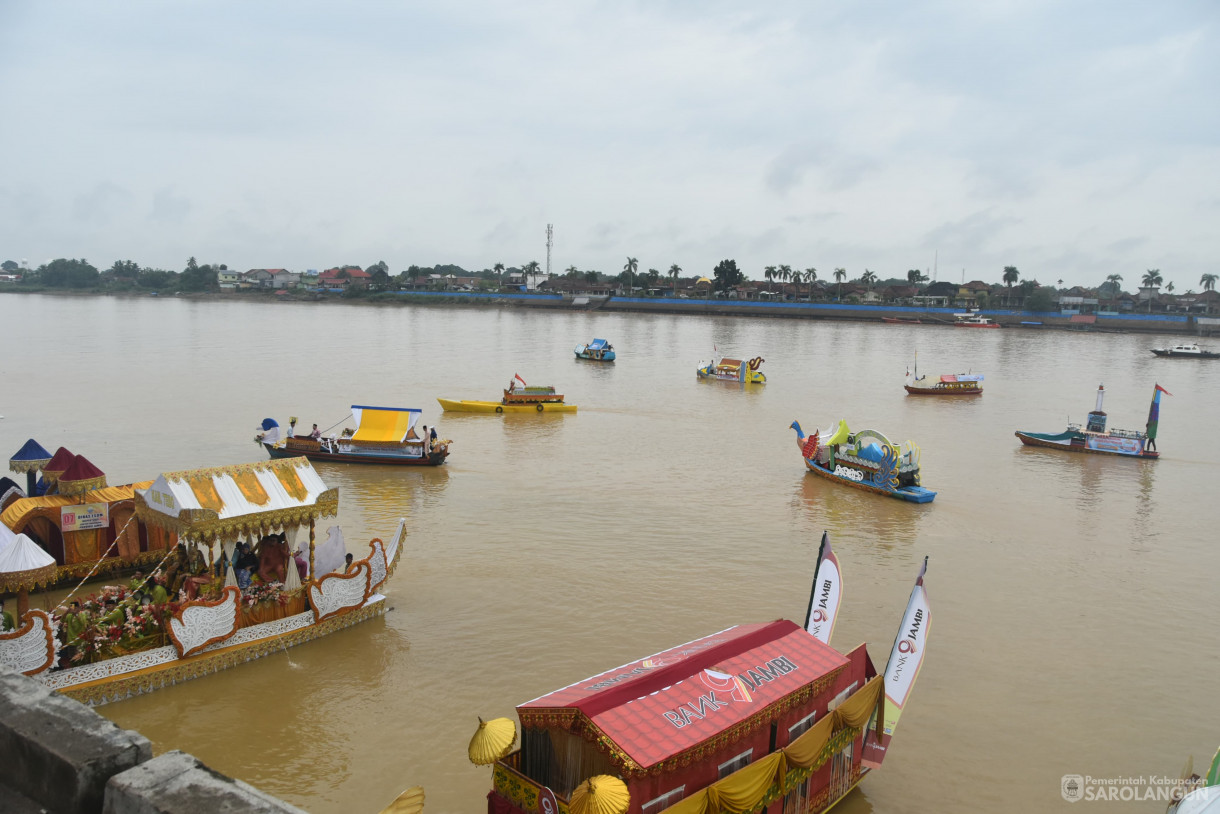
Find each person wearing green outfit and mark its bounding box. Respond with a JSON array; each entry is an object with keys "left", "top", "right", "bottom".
[{"left": 1, "top": 598, "right": 13, "bottom": 632}]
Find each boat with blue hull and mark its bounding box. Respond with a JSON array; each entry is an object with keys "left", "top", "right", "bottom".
[
  {"left": 790, "top": 420, "right": 936, "bottom": 503},
  {"left": 574, "top": 338, "right": 615, "bottom": 361},
  {"left": 1015, "top": 383, "right": 1168, "bottom": 459}
]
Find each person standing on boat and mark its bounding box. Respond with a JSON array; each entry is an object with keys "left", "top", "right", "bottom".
[{"left": 310, "top": 424, "right": 321, "bottom": 441}]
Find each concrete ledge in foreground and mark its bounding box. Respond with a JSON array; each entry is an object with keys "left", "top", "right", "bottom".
[
  {"left": 0, "top": 670, "right": 152, "bottom": 813},
  {"left": 102, "top": 750, "right": 309, "bottom": 814}
]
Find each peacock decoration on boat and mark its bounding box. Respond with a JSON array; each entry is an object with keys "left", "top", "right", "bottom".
[{"left": 790, "top": 419, "right": 934, "bottom": 503}]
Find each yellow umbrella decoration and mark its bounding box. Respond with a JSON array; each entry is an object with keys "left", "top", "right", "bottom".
[
  {"left": 467, "top": 716, "right": 517, "bottom": 765},
  {"left": 378, "top": 785, "right": 424, "bottom": 814},
  {"left": 570, "top": 775, "right": 630, "bottom": 814}
]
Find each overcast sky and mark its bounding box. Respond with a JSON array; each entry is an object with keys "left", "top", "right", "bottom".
[{"left": 1, "top": 1, "right": 1216, "bottom": 288}]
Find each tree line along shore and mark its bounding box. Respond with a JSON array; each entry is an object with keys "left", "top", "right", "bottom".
[{"left": 2, "top": 256, "right": 1215, "bottom": 335}]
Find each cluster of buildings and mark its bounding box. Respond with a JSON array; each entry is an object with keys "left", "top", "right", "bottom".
[
  {"left": 219, "top": 267, "right": 374, "bottom": 290},
  {"left": 219, "top": 266, "right": 1217, "bottom": 315}
]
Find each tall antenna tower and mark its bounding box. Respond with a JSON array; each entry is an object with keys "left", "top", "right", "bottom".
[{"left": 546, "top": 224, "right": 553, "bottom": 277}]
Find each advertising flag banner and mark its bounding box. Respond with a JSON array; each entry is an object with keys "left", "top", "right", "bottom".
[
  {"left": 1145, "top": 384, "right": 1171, "bottom": 441},
  {"left": 862, "top": 557, "right": 930, "bottom": 769},
  {"left": 804, "top": 531, "right": 842, "bottom": 645}
]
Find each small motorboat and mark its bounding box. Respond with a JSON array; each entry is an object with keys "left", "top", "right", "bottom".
[
  {"left": 953, "top": 313, "right": 1000, "bottom": 328},
  {"left": 1150, "top": 343, "right": 1220, "bottom": 359},
  {"left": 574, "top": 338, "right": 615, "bottom": 361}
]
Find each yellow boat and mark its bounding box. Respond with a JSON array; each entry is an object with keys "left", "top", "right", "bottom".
[{"left": 437, "top": 399, "right": 577, "bottom": 414}]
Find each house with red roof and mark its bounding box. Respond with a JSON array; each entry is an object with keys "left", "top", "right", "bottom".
[{"left": 319, "top": 267, "right": 372, "bottom": 289}]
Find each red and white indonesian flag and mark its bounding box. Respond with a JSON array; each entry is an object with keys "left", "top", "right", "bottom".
[
  {"left": 863, "top": 556, "right": 930, "bottom": 769},
  {"left": 804, "top": 531, "right": 842, "bottom": 645}
]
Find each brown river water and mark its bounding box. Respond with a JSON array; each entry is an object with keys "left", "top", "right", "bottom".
[{"left": 4, "top": 294, "right": 1217, "bottom": 813}]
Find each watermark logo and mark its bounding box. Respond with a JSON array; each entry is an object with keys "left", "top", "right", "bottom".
[
  {"left": 1061, "top": 774, "right": 1218, "bottom": 804},
  {"left": 1062, "top": 775, "right": 1084, "bottom": 803}
]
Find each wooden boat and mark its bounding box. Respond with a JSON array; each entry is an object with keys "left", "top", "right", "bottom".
[
  {"left": 439, "top": 379, "right": 577, "bottom": 413},
  {"left": 574, "top": 338, "right": 616, "bottom": 361},
  {"left": 953, "top": 313, "right": 1000, "bottom": 328},
  {"left": 904, "top": 372, "right": 983, "bottom": 396},
  {"left": 474, "top": 541, "right": 932, "bottom": 814},
  {"left": 1015, "top": 383, "right": 1168, "bottom": 459},
  {"left": 256, "top": 406, "right": 449, "bottom": 466},
  {"left": 697, "top": 356, "right": 766, "bottom": 383},
  {"left": 882, "top": 317, "right": 922, "bottom": 324},
  {"left": 1150, "top": 343, "right": 1220, "bottom": 359},
  {"left": 0, "top": 457, "right": 403, "bottom": 706},
  {"left": 790, "top": 420, "right": 936, "bottom": 503}
]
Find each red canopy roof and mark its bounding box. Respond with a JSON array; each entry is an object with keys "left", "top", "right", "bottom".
[
  {"left": 44, "top": 447, "right": 75, "bottom": 475},
  {"left": 520, "top": 620, "right": 848, "bottom": 769},
  {"left": 59, "top": 455, "right": 104, "bottom": 483}
]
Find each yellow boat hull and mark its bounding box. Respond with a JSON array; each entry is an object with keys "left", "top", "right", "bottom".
[{"left": 437, "top": 398, "right": 577, "bottom": 414}]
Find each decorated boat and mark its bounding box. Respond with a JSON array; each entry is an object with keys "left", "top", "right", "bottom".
[
  {"left": 953, "top": 313, "right": 1000, "bottom": 328},
  {"left": 697, "top": 356, "right": 766, "bottom": 384},
  {"left": 473, "top": 533, "right": 932, "bottom": 814},
  {"left": 255, "top": 405, "right": 450, "bottom": 466},
  {"left": 3, "top": 441, "right": 178, "bottom": 587},
  {"left": 438, "top": 374, "right": 577, "bottom": 414},
  {"left": 790, "top": 420, "right": 936, "bottom": 503},
  {"left": 575, "top": 338, "right": 616, "bottom": 362},
  {"left": 1151, "top": 343, "right": 1220, "bottom": 359},
  {"left": 0, "top": 457, "right": 403, "bottom": 706},
  {"left": 1015, "top": 383, "right": 1168, "bottom": 459}
]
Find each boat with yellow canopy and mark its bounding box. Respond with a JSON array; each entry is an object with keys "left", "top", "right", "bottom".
[{"left": 256, "top": 405, "right": 450, "bottom": 466}]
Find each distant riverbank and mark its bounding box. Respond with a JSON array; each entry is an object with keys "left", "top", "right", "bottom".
[{"left": 4, "top": 286, "right": 1211, "bottom": 335}]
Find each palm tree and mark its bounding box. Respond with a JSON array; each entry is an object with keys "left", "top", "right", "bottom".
[
  {"left": 1102, "top": 273, "right": 1124, "bottom": 308},
  {"left": 1002, "top": 266, "right": 1020, "bottom": 306},
  {"left": 906, "top": 269, "right": 925, "bottom": 285},
  {"left": 833, "top": 268, "right": 846, "bottom": 300},
  {"left": 861, "top": 269, "right": 877, "bottom": 290},
  {"left": 1166, "top": 281, "right": 1175, "bottom": 294},
  {"left": 623, "top": 256, "right": 638, "bottom": 295},
  {"left": 764, "top": 265, "right": 776, "bottom": 287},
  {"left": 494, "top": 262, "right": 504, "bottom": 288},
  {"left": 669, "top": 264, "right": 681, "bottom": 293},
  {"left": 1142, "top": 268, "right": 1163, "bottom": 312},
  {"left": 1200, "top": 273, "right": 1216, "bottom": 292},
  {"left": 804, "top": 267, "right": 817, "bottom": 300}
]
